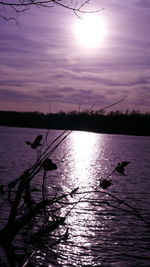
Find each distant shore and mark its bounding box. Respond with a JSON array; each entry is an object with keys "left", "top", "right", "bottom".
[{"left": 0, "top": 110, "right": 150, "bottom": 137}]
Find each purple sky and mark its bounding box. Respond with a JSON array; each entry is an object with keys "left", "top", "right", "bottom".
[{"left": 0, "top": 0, "right": 150, "bottom": 113}]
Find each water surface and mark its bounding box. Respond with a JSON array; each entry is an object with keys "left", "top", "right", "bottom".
[{"left": 0, "top": 126, "right": 150, "bottom": 266}]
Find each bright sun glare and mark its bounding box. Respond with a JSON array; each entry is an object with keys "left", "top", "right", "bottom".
[{"left": 74, "top": 14, "right": 107, "bottom": 49}]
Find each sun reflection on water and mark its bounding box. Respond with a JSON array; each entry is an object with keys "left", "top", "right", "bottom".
[
  {"left": 70, "top": 131, "right": 99, "bottom": 188},
  {"left": 55, "top": 131, "right": 116, "bottom": 266},
  {"left": 56, "top": 131, "right": 104, "bottom": 265}
]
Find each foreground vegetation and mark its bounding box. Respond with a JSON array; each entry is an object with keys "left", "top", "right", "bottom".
[
  {"left": 0, "top": 110, "right": 150, "bottom": 136},
  {"left": 0, "top": 129, "right": 150, "bottom": 266}
]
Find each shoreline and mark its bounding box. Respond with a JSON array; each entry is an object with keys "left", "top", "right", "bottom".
[
  {"left": 0, "top": 110, "right": 150, "bottom": 137},
  {"left": 0, "top": 124, "right": 149, "bottom": 138}
]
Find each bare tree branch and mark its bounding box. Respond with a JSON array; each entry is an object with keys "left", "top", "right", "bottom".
[
  {"left": 96, "top": 96, "right": 128, "bottom": 114},
  {"left": 0, "top": 0, "right": 104, "bottom": 21}
]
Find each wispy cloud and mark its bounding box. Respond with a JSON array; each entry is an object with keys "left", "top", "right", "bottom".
[
  {"left": 0, "top": 1, "right": 150, "bottom": 113},
  {"left": 135, "top": 0, "right": 150, "bottom": 8}
]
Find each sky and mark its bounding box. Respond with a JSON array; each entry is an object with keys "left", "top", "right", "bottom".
[{"left": 0, "top": 0, "right": 150, "bottom": 113}]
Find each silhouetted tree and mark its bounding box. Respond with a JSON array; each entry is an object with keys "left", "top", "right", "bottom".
[
  {"left": 0, "top": 0, "right": 103, "bottom": 22},
  {"left": 0, "top": 110, "right": 150, "bottom": 136}
]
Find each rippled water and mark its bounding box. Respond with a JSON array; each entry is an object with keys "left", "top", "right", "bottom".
[{"left": 0, "top": 126, "right": 150, "bottom": 266}]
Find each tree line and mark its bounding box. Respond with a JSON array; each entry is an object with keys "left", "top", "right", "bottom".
[{"left": 0, "top": 110, "right": 150, "bottom": 136}]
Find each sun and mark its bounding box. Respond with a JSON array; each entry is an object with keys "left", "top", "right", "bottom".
[{"left": 74, "top": 14, "right": 107, "bottom": 49}]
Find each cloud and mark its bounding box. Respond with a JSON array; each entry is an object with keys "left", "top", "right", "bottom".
[
  {"left": 0, "top": 80, "right": 27, "bottom": 87},
  {"left": 51, "top": 67, "right": 150, "bottom": 88},
  {"left": 0, "top": 88, "right": 39, "bottom": 102},
  {"left": 0, "top": 2, "right": 150, "bottom": 113},
  {"left": 135, "top": 0, "right": 150, "bottom": 8},
  {"left": 41, "top": 86, "right": 120, "bottom": 108}
]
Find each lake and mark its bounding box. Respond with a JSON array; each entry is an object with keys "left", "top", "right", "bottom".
[{"left": 0, "top": 126, "right": 150, "bottom": 266}]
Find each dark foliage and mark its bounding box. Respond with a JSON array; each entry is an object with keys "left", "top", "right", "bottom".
[
  {"left": 0, "top": 130, "right": 150, "bottom": 266},
  {"left": 0, "top": 110, "right": 150, "bottom": 136},
  {"left": 115, "top": 161, "right": 130, "bottom": 175}
]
